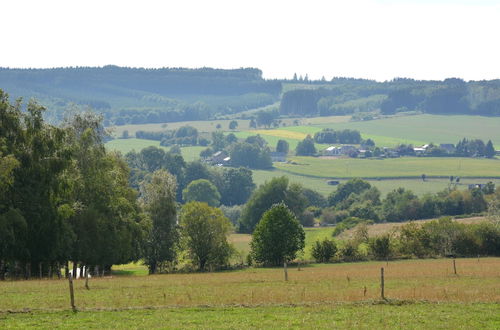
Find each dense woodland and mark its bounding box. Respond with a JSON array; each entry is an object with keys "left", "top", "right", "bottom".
[
  {"left": 2, "top": 67, "right": 500, "bottom": 128},
  {"left": 0, "top": 66, "right": 281, "bottom": 125},
  {"left": 280, "top": 78, "right": 500, "bottom": 117}
]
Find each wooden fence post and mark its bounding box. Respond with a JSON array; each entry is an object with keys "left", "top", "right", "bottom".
[
  {"left": 453, "top": 259, "right": 457, "bottom": 275},
  {"left": 380, "top": 267, "right": 385, "bottom": 300},
  {"left": 284, "top": 262, "right": 288, "bottom": 281},
  {"left": 68, "top": 273, "right": 76, "bottom": 312},
  {"left": 85, "top": 271, "right": 90, "bottom": 290}
]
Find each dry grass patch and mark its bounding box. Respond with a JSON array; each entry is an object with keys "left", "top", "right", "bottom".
[
  {"left": 0, "top": 258, "right": 498, "bottom": 312},
  {"left": 338, "top": 217, "right": 489, "bottom": 240}
]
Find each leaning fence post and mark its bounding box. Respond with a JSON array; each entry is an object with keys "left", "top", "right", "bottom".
[
  {"left": 380, "top": 267, "right": 385, "bottom": 300},
  {"left": 68, "top": 272, "right": 76, "bottom": 312},
  {"left": 284, "top": 262, "right": 288, "bottom": 281}
]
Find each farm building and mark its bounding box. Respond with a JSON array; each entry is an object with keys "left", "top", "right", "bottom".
[
  {"left": 208, "top": 151, "right": 230, "bottom": 165},
  {"left": 324, "top": 145, "right": 357, "bottom": 156}
]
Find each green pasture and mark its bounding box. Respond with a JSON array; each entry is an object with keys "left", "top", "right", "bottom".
[
  {"left": 312, "top": 114, "right": 500, "bottom": 147},
  {"left": 257, "top": 114, "right": 500, "bottom": 148},
  {"left": 252, "top": 168, "right": 500, "bottom": 197},
  {"left": 276, "top": 156, "right": 500, "bottom": 179},
  {"left": 105, "top": 139, "right": 204, "bottom": 162},
  {"left": 110, "top": 119, "right": 253, "bottom": 137},
  {"left": 231, "top": 130, "right": 329, "bottom": 151},
  {"left": 3, "top": 302, "right": 498, "bottom": 329},
  {"left": 106, "top": 138, "right": 164, "bottom": 154}
]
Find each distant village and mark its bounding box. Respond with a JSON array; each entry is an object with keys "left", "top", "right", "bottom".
[{"left": 205, "top": 141, "right": 499, "bottom": 168}]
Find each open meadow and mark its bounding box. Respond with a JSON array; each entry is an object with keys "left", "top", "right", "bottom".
[
  {"left": 1, "top": 258, "right": 499, "bottom": 328},
  {"left": 107, "top": 114, "right": 500, "bottom": 153},
  {"left": 253, "top": 168, "right": 500, "bottom": 197},
  {"left": 224, "top": 114, "right": 500, "bottom": 149},
  {"left": 275, "top": 156, "right": 500, "bottom": 179}
]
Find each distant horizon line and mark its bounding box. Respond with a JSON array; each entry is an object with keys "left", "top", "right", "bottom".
[{"left": 1, "top": 65, "right": 498, "bottom": 83}]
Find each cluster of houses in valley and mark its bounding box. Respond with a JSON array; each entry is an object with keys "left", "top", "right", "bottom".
[
  {"left": 203, "top": 143, "right": 499, "bottom": 167},
  {"left": 206, "top": 151, "right": 232, "bottom": 166},
  {"left": 205, "top": 150, "right": 288, "bottom": 166},
  {"left": 323, "top": 143, "right": 459, "bottom": 158}
]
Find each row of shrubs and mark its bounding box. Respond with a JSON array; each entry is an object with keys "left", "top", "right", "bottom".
[{"left": 312, "top": 217, "right": 500, "bottom": 263}]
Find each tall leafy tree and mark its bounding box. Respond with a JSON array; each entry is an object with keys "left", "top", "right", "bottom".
[
  {"left": 219, "top": 168, "right": 255, "bottom": 206},
  {"left": 140, "top": 169, "right": 179, "bottom": 274},
  {"left": 276, "top": 140, "right": 289, "bottom": 154},
  {"left": 180, "top": 202, "right": 233, "bottom": 270},
  {"left": 64, "top": 112, "right": 142, "bottom": 274},
  {"left": 11, "top": 101, "right": 73, "bottom": 276},
  {"left": 485, "top": 140, "right": 495, "bottom": 158}
]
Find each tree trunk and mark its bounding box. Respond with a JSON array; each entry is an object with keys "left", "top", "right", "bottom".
[
  {"left": 57, "top": 262, "right": 62, "bottom": 279},
  {"left": 0, "top": 260, "right": 5, "bottom": 281},
  {"left": 64, "top": 262, "right": 69, "bottom": 279},
  {"left": 39, "top": 262, "right": 43, "bottom": 279},
  {"left": 25, "top": 262, "right": 31, "bottom": 280},
  {"left": 72, "top": 261, "right": 78, "bottom": 279}
]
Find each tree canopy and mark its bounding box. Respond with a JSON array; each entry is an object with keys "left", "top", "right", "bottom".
[
  {"left": 182, "top": 179, "right": 221, "bottom": 207},
  {"left": 238, "top": 177, "right": 307, "bottom": 233},
  {"left": 180, "top": 202, "right": 233, "bottom": 271},
  {"left": 250, "top": 203, "right": 305, "bottom": 266}
]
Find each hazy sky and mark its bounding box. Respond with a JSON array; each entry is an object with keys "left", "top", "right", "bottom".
[{"left": 2, "top": 0, "right": 500, "bottom": 81}]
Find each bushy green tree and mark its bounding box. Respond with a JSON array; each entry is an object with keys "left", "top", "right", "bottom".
[
  {"left": 230, "top": 142, "right": 272, "bottom": 169},
  {"left": 182, "top": 179, "right": 221, "bottom": 207},
  {"left": 328, "top": 178, "right": 372, "bottom": 206},
  {"left": 229, "top": 120, "right": 238, "bottom": 130},
  {"left": 180, "top": 202, "right": 233, "bottom": 270},
  {"left": 238, "top": 177, "right": 307, "bottom": 233},
  {"left": 369, "top": 235, "right": 393, "bottom": 260},
  {"left": 295, "top": 135, "right": 316, "bottom": 156},
  {"left": 276, "top": 139, "right": 289, "bottom": 154},
  {"left": 219, "top": 168, "right": 255, "bottom": 206},
  {"left": 311, "top": 238, "right": 337, "bottom": 263},
  {"left": 251, "top": 203, "right": 305, "bottom": 266}
]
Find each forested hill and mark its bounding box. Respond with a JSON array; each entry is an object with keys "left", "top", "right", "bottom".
[
  {"left": 2, "top": 66, "right": 500, "bottom": 126},
  {"left": 280, "top": 78, "right": 500, "bottom": 118},
  {"left": 0, "top": 66, "right": 281, "bottom": 125}
]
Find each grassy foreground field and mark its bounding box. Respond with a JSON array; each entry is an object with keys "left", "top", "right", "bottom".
[
  {"left": 1, "top": 259, "right": 499, "bottom": 328},
  {"left": 3, "top": 302, "right": 499, "bottom": 328}
]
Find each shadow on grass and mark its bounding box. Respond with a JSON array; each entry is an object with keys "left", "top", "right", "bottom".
[{"left": 111, "top": 269, "right": 148, "bottom": 276}]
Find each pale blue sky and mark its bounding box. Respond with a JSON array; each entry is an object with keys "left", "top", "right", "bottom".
[{"left": 2, "top": 0, "right": 500, "bottom": 81}]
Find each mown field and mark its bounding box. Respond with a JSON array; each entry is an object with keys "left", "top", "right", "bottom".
[
  {"left": 275, "top": 157, "right": 500, "bottom": 179},
  {"left": 1, "top": 259, "right": 499, "bottom": 328},
  {"left": 253, "top": 168, "right": 500, "bottom": 197},
  {"left": 106, "top": 139, "right": 204, "bottom": 162},
  {"left": 227, "top": 114, "right": 500, "bottom": 149}
]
